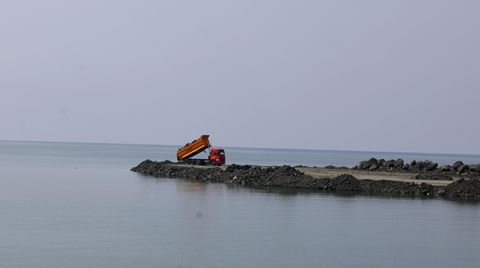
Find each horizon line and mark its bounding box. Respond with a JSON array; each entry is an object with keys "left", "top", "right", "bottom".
[{"left": 1, "top": 138, "right": 479, "bottom": 157}]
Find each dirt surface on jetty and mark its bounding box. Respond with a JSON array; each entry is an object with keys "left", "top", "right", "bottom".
[{"left": 298, "top": 167, "right": 454, "bottom": 186}]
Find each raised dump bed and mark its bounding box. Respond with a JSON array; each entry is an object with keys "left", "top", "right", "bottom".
[{"left": 177, "top": 135, "right": 211, "bottom": 161}]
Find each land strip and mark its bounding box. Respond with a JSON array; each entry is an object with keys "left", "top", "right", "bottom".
[{"left": 131, "top": 160, "right": 480, "bottom": 201}]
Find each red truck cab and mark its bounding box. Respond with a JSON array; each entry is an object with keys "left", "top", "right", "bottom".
[{"left": 209, "top": 148, "right": 225, "bottom": 166}]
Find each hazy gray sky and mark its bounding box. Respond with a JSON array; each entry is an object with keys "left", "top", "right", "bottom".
[{"left": 1, "top": 0, "right": 479, "bottom": 154}]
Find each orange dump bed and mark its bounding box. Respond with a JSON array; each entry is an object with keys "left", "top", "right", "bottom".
[{"left": 177, "top": 135, "right": 210, "bottom": 160}]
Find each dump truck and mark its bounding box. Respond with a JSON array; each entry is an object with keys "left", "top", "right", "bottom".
[{"left": 176, "top": 135, "right": 225, "bottom": 166}]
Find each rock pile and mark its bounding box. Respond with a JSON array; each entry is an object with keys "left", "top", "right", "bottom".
[
  {"left": 443, "top": 178, "right": 480, "bottom": 200},
  {"left": 355, "top": 158, "right": 480, "bottom": 177}
]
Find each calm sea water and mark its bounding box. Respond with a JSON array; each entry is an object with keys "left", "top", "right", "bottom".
[{"left": 1, "top": 141, "right": 479, "bottom": 268}]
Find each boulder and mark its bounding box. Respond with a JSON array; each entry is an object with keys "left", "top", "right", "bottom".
[
  {"left": 469, "top": 164, "right": 480, "bottom": 174},
  {"left": 359, "top": 161, "right": 370, "bottom": 170},
  {"left": 394, "top": 159, "right": 404, "bottom": 170},
  {"left": 417, "top": 160, "right": 433, "bottom": 171},
  {"left": 425, "top": 162, "right": 438, "bottom": 172},
  {"left": 452, "top": 161, "right": 464, "bottom": 171},
  {"left": 369, "top": 164, "right": 380, "bottom": 171},
  {"left": 359, "top": 158, "right": 379, "bottom": 170},
  {"left": 439, "top": 165, "right": 452, "bottom": 172},
  {"left": 458, "top": 165, "right": 470, "bottom": 174},
  {"left": 384, "top": 160, "right": 396, "bottom": 170}
]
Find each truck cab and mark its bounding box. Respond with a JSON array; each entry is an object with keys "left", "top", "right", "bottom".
[{"left": 209, "top": 148, "right": 225, "bottom": 166}]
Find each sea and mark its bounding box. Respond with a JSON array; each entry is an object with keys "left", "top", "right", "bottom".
[{"left": 0, "top": 140, "right": 479, "bottom": 268}]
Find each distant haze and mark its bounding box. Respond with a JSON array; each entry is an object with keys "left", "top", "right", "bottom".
[{"left": 1, "top": 0, "right": 479, "bottom": 154}]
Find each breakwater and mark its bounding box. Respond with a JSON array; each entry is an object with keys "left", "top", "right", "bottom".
[{"left": 131, "top": 160, "right": 480, "bottom": 201}]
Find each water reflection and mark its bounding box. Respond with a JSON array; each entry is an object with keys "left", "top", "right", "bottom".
[{"left": 176, "top": 180, "right": 208, "bottom": 194}]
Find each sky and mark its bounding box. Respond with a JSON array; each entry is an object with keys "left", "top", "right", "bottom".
[{"left": 0, "top": 0, "right": 479, "bottom": 154}]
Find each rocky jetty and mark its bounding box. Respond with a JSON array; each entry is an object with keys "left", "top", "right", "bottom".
[{"left": 131, "top": 160, "right": 480, "bottom": 201}]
